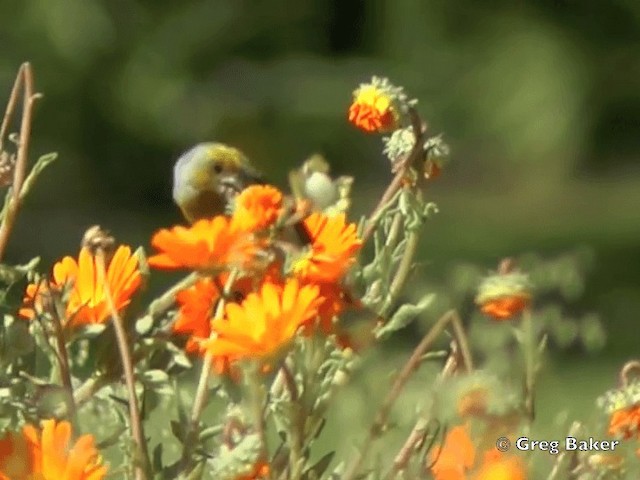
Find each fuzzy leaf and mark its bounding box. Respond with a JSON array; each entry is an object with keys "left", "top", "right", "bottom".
[
  {"left": 0, "top": 257, "right": 39, "bottom": 284},
  {"left": 375, "top": 294, "right": 435, "bottom": 340},
  {"left": 135, "top": 315, "right": 154, "bottom": 335}
]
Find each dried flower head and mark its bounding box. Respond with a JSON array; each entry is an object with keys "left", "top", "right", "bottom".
[
  {"left": 0, "top": 419, "right": 107, "bottom": 480},
  {"left": 476, "top": 269, "right": 532, "bottom": 320},
  {"left": 0, "top": 150, "right": 16, "bottom": 186},
  {"left": 453, "top": 373, "right": 521, "bottom": 420},
  {"left": 20, "top": 245, "right": 141, "bottom": 328}
]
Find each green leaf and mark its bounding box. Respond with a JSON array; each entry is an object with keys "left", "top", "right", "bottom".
[
  {"left": 135, "top": 315, "right": 154, "bottom": 335},
  {"left": 0, "top": 257, "right": 40, "bottom": 284},
  {"left": 375, "top": 294, "right": 435, "bottom": 340},
  {"left": 19, "top": 152, "right": 58, "bottom": 201},
  {"left": 303, "top": 451, "right": 335, "bottom": 480}
]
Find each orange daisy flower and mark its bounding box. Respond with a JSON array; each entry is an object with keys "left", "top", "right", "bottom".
[
  {"left": 348, "top": 84, "right": 398, "bottom": 133},
  {"left": 20, "top": 245, "right": 141, "bottom": 329},
  {"left": 232, "top": 185, "right": 283, "bottom": 232},
  {"left": 293, "top": 212, "right": 362, "bottom": 284},
  {"left": 608, "top": 405, "right": 640, "bottom": 440},
  {"left": 429, "top": 424, "right": 476, "bottom": 480},
  {"left": 0, "top": 419, "right": 107, "bottom": 480},
  {"left": 201, "top": 278, "right": 322, "bottom": 363},
  {"left": 148, "top": 216, "right": 259, "bottom": 271}
]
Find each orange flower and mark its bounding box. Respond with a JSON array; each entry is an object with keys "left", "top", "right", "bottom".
[
  {"left": 480, "top": 295, "right": 530, "bottom": 320},
  {"left": 473, "top": 450, "right": 526, "bottom": 480},
  {"left": 476, "top": 270, "right": 531, "bottom": 321},
  {"left": 201, "top": 279, "right": 322, "bottom": 363},
  {"left": 20, "top": 246, "right": 141, "bottom": 329},
  {"left": 235, "top": 461, "right": 269, "bottom": 480},
  {"left": 174, "top": 277, "right": 219, "bottom": 353},
  {"left": 148, "top": 216, "right": 259, "bottom": 271},
  {"left": 0, "top": 419, "right": 107, "bottom": 480},
  {"left": 608, "top": 405, "right": 640, "bottom": 440},
  {"left": 348, "top": 84, "right": 398, "bottom": 133},
  {"left": 430, "top": 424, "right": 476, "bottom": 480},
  {"left": 232, "top": 185, "right": 283, "bottom": 232},
  {"left": 293, "top": 213, "right": 362, "bottom": 283}
]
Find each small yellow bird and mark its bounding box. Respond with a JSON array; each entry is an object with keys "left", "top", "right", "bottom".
[{"left": 172, "top": 142, "right": 263, "bottom": 223}]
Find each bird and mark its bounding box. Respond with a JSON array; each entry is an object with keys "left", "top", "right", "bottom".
[{"left": 172, "top": 142, "right": 263, "bottom": 223}]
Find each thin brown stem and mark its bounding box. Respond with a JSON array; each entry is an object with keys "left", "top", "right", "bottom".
[
  {"left": 547, "top": 422, "right": 582, "bottom": 480},
  {"left": 49, "top": 292, "right": 78, "bottom": 428},
  {"left": 96, "top": 251, "right": 150, "bottom": 480},
  {"left": 342, "top": 309, "right": 465, "bottom": 480},
  {"left": 385, "top": 338, "right": 468, "bottom": 479},
  {"left": 147, "top": 272, "right": 198, "bottom": 321},
  {"left": 0, "top": 63, "right": 42, "bottom": 262}
]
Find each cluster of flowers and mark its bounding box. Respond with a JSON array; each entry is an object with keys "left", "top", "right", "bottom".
[
  {"left": 0, "top": 183, "right": 362, "bottom": 478},
  {"left": 150, "top": 184, "right": 363, "bottom": 374}
]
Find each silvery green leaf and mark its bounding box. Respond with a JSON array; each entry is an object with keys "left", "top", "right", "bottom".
[
  {"left": 74, "top": 323, "right": 107, "bottom": 339},
  {"left": 134, "top": 246, "right": 149, "bottom": 278},
  {"left": 142, "top": 369, "right": 170, "bottom": 385},
  {"left": 375, "top": 294, "right": 435, "bottom": 340},
  {"left": 135, "top": 315, "right": 153, "bottom": 335}
]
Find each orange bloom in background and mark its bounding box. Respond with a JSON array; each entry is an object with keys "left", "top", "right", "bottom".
[
  {"left": 473, "top": 450, "right": 526, "bottom": 480},
  {"left": 430, "top": 425, "right": 526, "bottom": 480},
  {"left": 475, "top": 270, "right": 532, "bottom": 321},
  {"left": 201, "top": 279, "right": 322, "bottom": 363},
  {"left": 293, "top": 212, "right": 362, "bottom": 283},
  {"left": 430, "top": 424, "right": 476, "bottom": 480},
  {"left": 20, "top": 245, "right": 141, "bottom": 328},
  {"left": 235, "top": 461, "right": 270, "bottom": 480},
  {"left": 148, "top": 216, "right": 259, "bottom": 271},
  {"left": 0, "top": 419, "right": 107, "bottom": 480},
  {"left": 479, "top": 295, "right": 530, "bottom": 321},
  {"left": 232, "top": 185, "right": 283, "bottom": 232},
  {"left": 348, "top": 84, "right": 398, "bottom": 133},
  {"left": 608, "top": 405, "right": 640, "bottom": 440}
]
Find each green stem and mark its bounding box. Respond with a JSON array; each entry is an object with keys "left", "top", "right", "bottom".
[
  {"left": 180, "top": 270, "right": 238, "bottom": 471},
  {"left": 522, "top": 308, "right": 536, "bottom": 422},
  {"left": 380, "top": 229, "right": 420, "bottom": 319}
]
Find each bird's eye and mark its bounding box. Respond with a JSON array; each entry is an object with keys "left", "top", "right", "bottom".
[{"left": 212, "top": 161, "right": 224, "bottom": 174}]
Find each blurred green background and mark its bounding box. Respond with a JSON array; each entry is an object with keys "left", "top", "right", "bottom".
[{"left": 1, "top": 0, "right": 639, "bottom": 464}]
